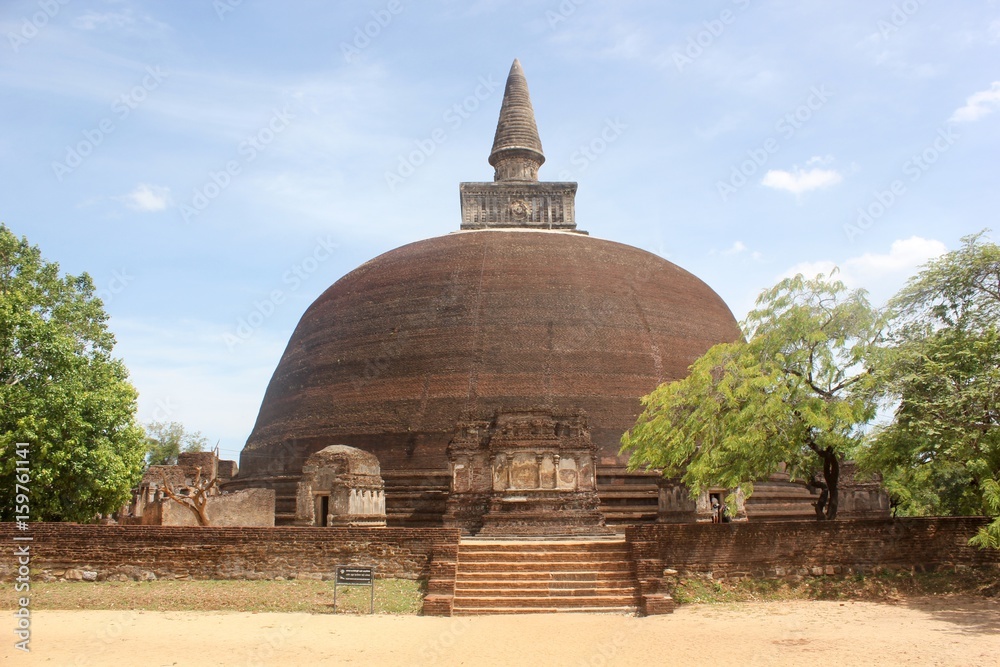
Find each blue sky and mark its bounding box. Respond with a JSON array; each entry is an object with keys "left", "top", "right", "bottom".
[{"left": 2, "top": 0, "right": 998, "bottom": 462}]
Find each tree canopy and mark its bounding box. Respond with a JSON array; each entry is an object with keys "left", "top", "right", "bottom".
[
  {"left": 0, "top": 224, "right": 145, "bottom": 522},
  {"left": 144, "top": 420, "right": 208, "bottom": 466},
  {"left": 622, "top": 273, "right": 881, "bottom": 520},
  {"left": 861, "top": 232, "right": 1000, "bottom": 547}
]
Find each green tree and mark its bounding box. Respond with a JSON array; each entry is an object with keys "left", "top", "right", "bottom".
[
  {"left": 622, "top": 272, "right": 882, "bottom": 520},
  {"left": 862, "top": 232, "right": 1000, "bottom": 547},
  {"left": 0, "top": 224, "right": 146, "bottom": 522},
  {"left": 144, "top": 420, "right": 208, "bottom": 466}
]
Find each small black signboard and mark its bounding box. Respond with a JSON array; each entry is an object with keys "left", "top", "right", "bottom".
[
  {"left": 336, "top": 566, "right": 374, "bottom": 585},
  {"left": 333, "top": 565, "right": 375, "bottom": 614}
]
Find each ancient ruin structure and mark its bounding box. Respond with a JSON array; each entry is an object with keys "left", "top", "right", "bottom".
[
  {"left": 128, "top": 452, "right": 274, "bottom": 527},
  {"left": 443, "top": 408, "right": 609, "bottom": 535},
  {"left": 294, "top": 445, "right": 387, "bottom": 527},
  {"left": 228, "top": 59, "right": 887, "bottom": 532},
  {"left": 836, "top": 462, "right": 893, "bottom": 520}
]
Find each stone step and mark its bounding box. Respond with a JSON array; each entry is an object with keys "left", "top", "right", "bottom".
[
  {"left": 458, "top": 549, "right": 631, "bottom": 558},
  {"left": 455, "top": 572, "right": 634, "bottom": 582},
  {"left": 455, "top": 586, "right": 638, "bottom": 597},
  {"left": 449, "top": 536, "right": 641, "bottom": 616},
  {"left": 457, "top": 550, "right": 630, "bottom": 562},
  {"left": 456, "top": 571, "right": 636, "bottom": 583},
  {"left": 597, "top": 489, "right": 659, "bottom": 498},
  {"left": 604, "top": 513, "right": 657, "bottom": 524},
  {"left": 458, "top": 543, "right": 628, "bottom": 552},
  {"left": 453, "top": 595, "right": 639, "bottom": 609},
  {"left": 747, "top": 489, "right": 815, "bottom": 499},
  {"left": 745, "top": 505, "right": 817, "bottom": 517},
  {"left": 456, "top": 563, "right": 633, "bottom": 576},
  {"left": 452, "top": 606, "right": 638, "bottom": 616},
  {"left": 458, "top": 550, "right": 631, "bottom": 559},
  {"left": 600, "top": 505, "right": 658, "bottom": 516}
]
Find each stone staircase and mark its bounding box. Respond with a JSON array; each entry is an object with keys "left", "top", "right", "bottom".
[{"left": 449, "top": 536, "right": 641, "bottom": 615}]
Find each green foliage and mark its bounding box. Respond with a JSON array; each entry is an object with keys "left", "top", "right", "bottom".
[
  {"left": 969, "top": 480, "right": 1000, "bottom": 549},
  {"left": 622, "top": 273, "right": 881, "bottom": 516},
  {"left": 144, "top": 420, "right": 208, "bottom": 466},
  {"left": 0, "top": 224, "right": 145, "bottom": 521},
  {"left": 862, "top": 231, "right": 1000, "bottom": 548}
]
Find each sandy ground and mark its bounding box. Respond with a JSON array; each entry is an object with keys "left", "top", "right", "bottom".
[{"left": 4, "top": 598, "right": 999, "bottom": 667}]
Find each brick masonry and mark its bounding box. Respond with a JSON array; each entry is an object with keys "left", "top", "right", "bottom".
[
  {"left": 626, "top": 517, "right": 1000, "bottom": 615},
  {"left": 236, "top": 230, "right": 744, "bottom": 527},
  {"left": 0, "top": 523, "right": 459, "bottom": 584},
  {"left": 3, "top": 518, "right": 996, "bottom": 616}
]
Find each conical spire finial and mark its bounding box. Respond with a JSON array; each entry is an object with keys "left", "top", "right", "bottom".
[{"left": 489, "top": 59, "right": 545, "bottom": 182}]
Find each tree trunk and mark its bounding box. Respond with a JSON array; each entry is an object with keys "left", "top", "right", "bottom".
[
  {"left": 823, "top": 446, "right": 839, "bottom": 520},
  {"left": 194, "top": 500, "right": 210, "bottom": 527},
  {"left": 160, "top": 478, "right": 215, "bottom": 527},
  {"left": 808, "top": 446, "right": 840, "bottom": 520},
  {"left": 812, "top": 477, "right": 829, "bottom": 520}
]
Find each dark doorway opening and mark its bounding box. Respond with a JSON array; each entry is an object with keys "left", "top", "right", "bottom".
[{"left": 318, "top": 495, "right": 329, "bottom": 527}]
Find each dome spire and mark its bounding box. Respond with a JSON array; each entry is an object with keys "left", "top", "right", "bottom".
[
  {"left": 489, "top": 59, "right": 545, "bottom": 182},
  {"left": 460, "top": 59, "right": 580, "bottom": 234}
]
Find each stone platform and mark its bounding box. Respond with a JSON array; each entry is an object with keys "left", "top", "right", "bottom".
[{"left": 434, "top": 536, "right": 651, "bottom": 616}]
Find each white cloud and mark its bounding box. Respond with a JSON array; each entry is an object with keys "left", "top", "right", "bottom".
[
  {"left": 780, "top": 236, "right": 948, "bottom": 306},
  {"left": 711, "top": 240, "right": 762, "bottom": 261},
  {"left": 119, "top": 183, "right": 171, "bottom": 212},
  {"left": 73, "top": 11, "right": 135, "bottom": 31},
  {"left": 950, "top": 81, "right": 1000, "bottom": 122},
  {"left": 722, "top": 241, "right": 747, "bottom": 256},
  {"left": 761, "top": 165, "right": 843, "bottom": 195},
  {"left": 806, "top": 155, "right": 835, "bottom": 166},
  {"left": 845, "top": 237, "right": 948, "bottom": 275}
]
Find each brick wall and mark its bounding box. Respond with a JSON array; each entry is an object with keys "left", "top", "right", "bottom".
[
  {"left": 627, "top": 517, "right": 1000, "bottom": 580},
  {"left": 3, "top": 519, "right": 996, "bottom": 591},
  {"left": 625, "top": 517, "right": 999, "bottom": 615},
  {"left": 0, "top": 524, "right": 460, "bottom": 582}
]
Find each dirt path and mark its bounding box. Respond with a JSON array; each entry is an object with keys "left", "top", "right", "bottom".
[{"left": 5, "top": 598, "right": 999, "bottom": 666}]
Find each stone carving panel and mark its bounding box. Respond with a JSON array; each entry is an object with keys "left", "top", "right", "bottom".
[{"left": 443, "top": 408, "right": 609, "bottom": 535}]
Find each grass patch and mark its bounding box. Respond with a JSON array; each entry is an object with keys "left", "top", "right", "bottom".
[
  {"left": 672, "top": 569, "right": 999, "bottom": 605},
  {"left": 6, "top": 578, "right": 424, "bottom": 614}
]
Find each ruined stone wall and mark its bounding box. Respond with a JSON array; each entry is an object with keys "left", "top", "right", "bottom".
[
  {"left": 0, "top": 524, "right": 459, "bottom": 582},
  {"left": 5, "top": 519, "right": 995, "bottom": 588},
  {"left": 627, "top": 517, "right": 1000, "bottom": 582},
  {"left": 141, "top": 489, "right": 275, "bottom": 527}
]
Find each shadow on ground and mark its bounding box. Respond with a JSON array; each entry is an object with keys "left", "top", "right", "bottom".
[{"left": 904, "top": 596, "right": 1000, "bottom": 635}]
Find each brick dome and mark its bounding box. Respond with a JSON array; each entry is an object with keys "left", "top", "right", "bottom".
[
  {"left": 239, "top": 229, "right": 740, "bottom": 482},
  {"left": 232, "top": 60, "right": 743, "bottom": 526}
]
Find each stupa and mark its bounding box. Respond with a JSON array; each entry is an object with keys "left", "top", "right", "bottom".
[{"left": 229, "top": 60, "right": 752, "bottom": 530}]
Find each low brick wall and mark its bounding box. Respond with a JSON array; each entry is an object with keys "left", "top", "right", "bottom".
[
  {"left": 625, "top": 517, "right": 1000, "bottom": 615},
  {"left": 3, "top": 519, "right": 996, "bottom": 597},
  {"left": 0, "top": 524, "right": 460, "bottom": 583},
  {"left": 628, "top": 517, "right": 999, "bottom": 581}
]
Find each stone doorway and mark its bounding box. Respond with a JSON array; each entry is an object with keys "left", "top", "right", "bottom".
[{"left": 316, "top": 495, "right": 330, "bottom": 527}]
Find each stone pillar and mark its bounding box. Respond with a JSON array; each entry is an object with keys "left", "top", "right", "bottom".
[{"left": 492, "top": 454, "right": 508, "bottom": 491}]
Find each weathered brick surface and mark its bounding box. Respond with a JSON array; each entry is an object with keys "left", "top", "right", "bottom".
[
  {"left": 422, "top": 539, "right": 459, "bottom": 616},
  {"left": 237, "top": 230, "right": 742, "bottom": 524},
  {"left": 0, "top": 523, "right": 459, "bottom": 583},
  {"left": 627, "top": 517, "right": 1000, "bottom": 581}
]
